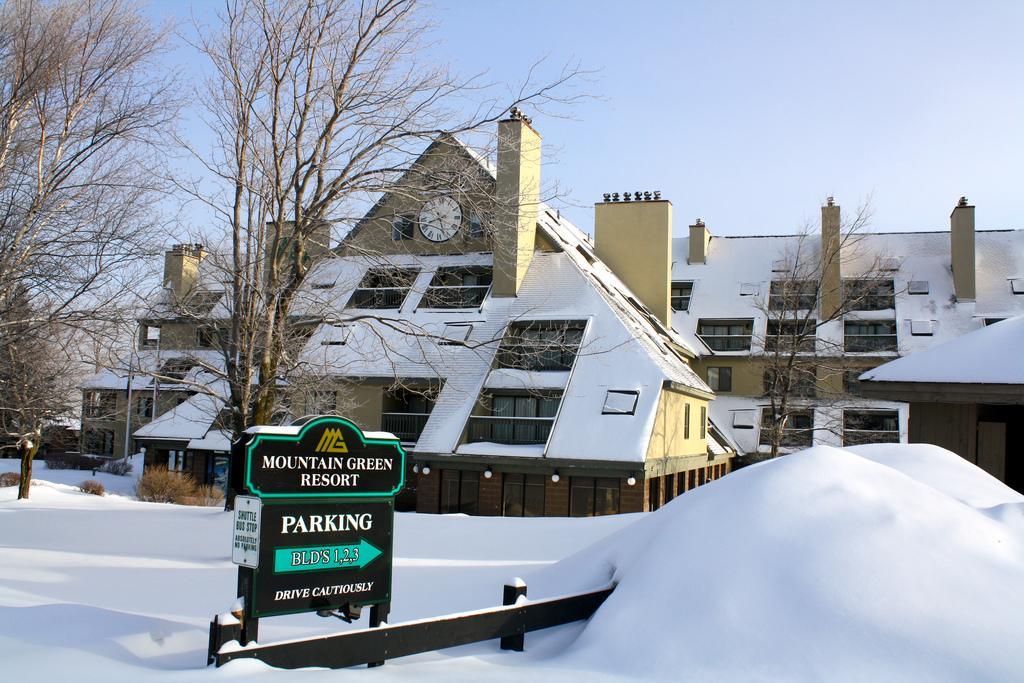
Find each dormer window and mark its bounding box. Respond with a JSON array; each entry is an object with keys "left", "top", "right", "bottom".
[
  {"left": 844, "top": 279, "right": 895, "bottom": 311},
  {"left": 496, "top": 320, "right": 585, "bottom": 371},
  {"left": 158, "top": 358, "right": 196, "bottom": 381},
  {"left": 671, "top": 281, "right": 693, "bottom": 311},
  {"left": 420, "top": 267, "right": 492, "bottom": 309},
  {"left": 769, "top": 280, "right": 817, "bottom": 311},
  {"left": 697, "top": 319, "right": 753, "bottom": 351},
  {"left": 347, "top": 267, "right": 418, "bottom": 309}
]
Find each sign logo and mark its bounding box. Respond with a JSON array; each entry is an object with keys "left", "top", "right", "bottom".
[
  {"left": 244, "top": 416, "right": 405, "bottom": 499},
  {"left": 315, "top": 428, "right": 349, "bottom": 453}
]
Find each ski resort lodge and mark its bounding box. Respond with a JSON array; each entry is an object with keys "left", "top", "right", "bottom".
[{"left": 80, "top": 113, "right": 1024, "bottom": 509}]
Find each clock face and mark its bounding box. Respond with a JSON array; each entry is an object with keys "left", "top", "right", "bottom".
[{"left": 418, "top": 195, "right": 462, "bottom": 242}]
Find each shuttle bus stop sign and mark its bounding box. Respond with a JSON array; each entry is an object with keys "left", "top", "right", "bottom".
[{"left": 244, "top": 416, "right": 406, "bottom": 499}]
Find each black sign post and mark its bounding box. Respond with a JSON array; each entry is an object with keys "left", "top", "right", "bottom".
[{"left": 222, "top": 416, "right": 406, "bottom": 653}]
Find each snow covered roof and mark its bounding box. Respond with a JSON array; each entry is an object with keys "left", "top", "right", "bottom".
[
  {"left": 671, "top": 229, "right": 1024, "bottom": 356},
  {"left": 860, "top": 315, "right": 1024, "bottom": 385},
  {"left": 133, "top": 392, "right": 223, "bottom": 442}
]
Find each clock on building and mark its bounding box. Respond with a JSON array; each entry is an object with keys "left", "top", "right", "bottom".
[{"left": 418, "top": 195, "right": 462, "bottom": 242}]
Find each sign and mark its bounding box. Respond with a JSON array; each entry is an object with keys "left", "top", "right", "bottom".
[
  {"left": 249, "top": 499, "right": 394, "bottom": 617},
  {"left": 231, "top": 495, "right": 262, "bottom": 568},
  {"left": 245, "top": 416, "right": 405, "bottom": 499}
]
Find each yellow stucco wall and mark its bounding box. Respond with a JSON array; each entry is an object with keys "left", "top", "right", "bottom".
[{"left": 645, "top": 386, "right": 709, "bottom": 460}]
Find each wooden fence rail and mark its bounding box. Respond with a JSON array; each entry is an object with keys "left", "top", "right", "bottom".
[{"left": 211, "top": 584, "right": 613, "bottom": 670}]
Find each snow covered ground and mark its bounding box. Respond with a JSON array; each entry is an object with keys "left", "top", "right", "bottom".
[{"left": 1, "top": 444, "right": 1023, "bottom": 681}]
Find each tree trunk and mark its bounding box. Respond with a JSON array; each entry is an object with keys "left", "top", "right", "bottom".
[{"left": 17, "top": 442, "right": 36, "bottom": 500}]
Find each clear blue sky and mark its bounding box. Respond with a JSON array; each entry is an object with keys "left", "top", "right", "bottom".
[{"left": 155, "top": 1, "right": 1024, "bottom": 237}]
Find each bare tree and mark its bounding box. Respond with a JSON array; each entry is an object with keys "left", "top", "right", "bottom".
[
  {"left": 0, "top": 289, "right": 79, "bottom": 499},
  {"left": 756, "top": 199, "right": 898, "bottom": 458},
  {"left": 177, "top": 0, "right": 585, "bottom": 444},
  {"left": 0, "top": 0, "right": 176, "bottom": 494}
]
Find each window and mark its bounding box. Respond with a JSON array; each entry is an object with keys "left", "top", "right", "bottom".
[
  {"left": 910, "top": 320, "right": 934, "bottom": 336},
  {"left": 648, "top": 478, "right": 661, "bottom": 511},
  {"left": 469, "top": 213, "right": 485, "bottom": 239},
  {"left": 697, "top": 319, "right": 754, "bottom": 351},
  {"left": 82, "top": 428, "right": 114, "bottom": 456},
  {"left": 440, "top": 323, "right": 474, "bottom": 345},
  {"left": 765, "top": 319, "right": 817, "bottom": 352},
  {"left": 467, "top": 393, "right": 560, "bottom": 444},
  {"left": 391, "top": 215, "right": 414, "bottom": 240},
  {"left": 984, "top": 318, "right": 1006, "bottom": 326},
  {"left": 140, "top": 324, "right": 160, "bottom": 349},
  {"left": 843, "top": 410, "right": 899, "bottom": 445},
  {"left": 570, "top": 477, "right": 620, "bottom": 517},
  {"left": 158, "top": 358, "right": 195, "bottom": 381},
  {"left": 684, "top": 403, "right": 691, "bottom": 439},
  {"left": 844, "top": 320, "right": 897, "bottom": 352},
  {"left": 671, "top": 281, "right": 693, "bottom": 311},
  {"left": 196, "top": 327, "right": 226, "bottom": 349},
  {"left": 496, "top": 320, "right": 585, "bottom": 371},
  {"left": 1011, "top": 279, "right": 1024, "bottom": 295},
  {"left": 769, "top": 280, "right": 817, "bottom": 311},
  {"left": 135, "top": 396, "right": 154, "bottom": 420},
  {"left": 320, "top": 323, "right": 350, "bottom": 346},
  {"left": 844, "top": 279, "right": 895, "bottom": 311},
  {"left": 602, "top": 390, "right": 639, "bottom": 415},
  {"left": 760, "top": 410, "right": 813, "bottom": 448},
  {"left": 707, "top": 367, "right": 732, "bottom": 392},
  {"left": 440, "top": 470, "right": 478, "bottom": 514},
  {"left": 763, "top": 368, "right": 817, "bottom": 398},
  {"left": 347, "top": 267, "right": 418, "bottom": 309},
  {"left": 83, "top": 391, "right": 118, "bottom": 419},
  {"left": 844, "top": 369, "right": 865, "bottom": 394},
  {"left": 502, "top": 474, "right": 546, "bottom": 517},
  {"left": 420, "top": 267, "right": 492, "bottom": 309},
  {"left": 700, "top": 406, "right": 706, "bottom": 439}
]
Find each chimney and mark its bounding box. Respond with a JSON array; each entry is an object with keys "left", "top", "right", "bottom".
[
  {"left": 595, "top": 191, "right": 673, "bottom": 327},
  {"left": 492, "top": 108, "right": 541, "bottom": 297},
  {"left": 688, "top": 218, "right": 710, "bottom": 264},
  {"left": 163, "top": 243, "right": 204, "bottom": 298},
  {"left": 819, "top": 197, "right": 842, "bottom": 319},
  {"left": 950, "top": 196, "right": 975, "bottom": 301}
]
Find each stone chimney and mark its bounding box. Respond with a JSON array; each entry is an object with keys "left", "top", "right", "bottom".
[
  {"left": 819, "top": 197, "right": 842, "bottom": 319},
  {"left": 688, "top": 218, "right": 710, "bottom": 264},
  {"left": 163, "top": 244, "right": 204, "bottom": 298},
  {"left": 950, "top": 196, "right": 976, "bottom": 301},
  {"left": 595, "top": 191, "right": 673, "bottom": 327},
  {"left": 492, "top": 108, "right": 541, "bottom": 297}
]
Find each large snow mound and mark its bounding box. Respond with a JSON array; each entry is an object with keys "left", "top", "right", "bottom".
[{"left": 530, "top": 444, "right": 1024, "bottom": 682}]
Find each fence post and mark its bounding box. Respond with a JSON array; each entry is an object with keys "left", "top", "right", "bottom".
[
  {"left": 499, "top": 579, "right": 527, "bottom": 652},
  {"left": 367, "top": 602, "right": 391, "bottom": 668}
]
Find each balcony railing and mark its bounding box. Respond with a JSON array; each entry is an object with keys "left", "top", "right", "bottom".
[
  {"left": 844, "top": 334, "right": 897, "bottom": 352},
  {"left": 380, "top": 412, "right": 430, "bottom": 443},
  {"left": 495, "top": 345, "right": 579, "bottom": 371},
  {"left": 467, "top": 416, "right": 554, "bottom": 445},
  {"left": 419, "top": 285, "right": 490, "bottom": 309},
  {"left": 347, "top": 287, "right": 409, "bottom": 309}
]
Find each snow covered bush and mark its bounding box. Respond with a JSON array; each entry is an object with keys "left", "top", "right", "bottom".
[
  {"left": 100, "top": 458, "right": 133, "bottom": 476},
  {"left": 78, "top": 480, "right": 105, "bottom": 496},
  {"left": 135, "top": 467, "right": 199, "bottom": 504},
  {"left": 0, "top": 472, "right": 19, "bottom": 487}
]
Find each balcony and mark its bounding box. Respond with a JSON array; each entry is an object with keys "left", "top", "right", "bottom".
[
  {"left": 467, "top": 416, "right": 554, "bottom": 445},
  {"left": 347, "top": 287, "right": 409, "bottom": 309},
  {"left": 495, "top": 345, "right": 579, "bottom": 372},
  {"left": 380, "top": 412, "right": 430, "bottom": 443},
  {"left": 419, "top": 285, "right": 490, "bottom": 309}
]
